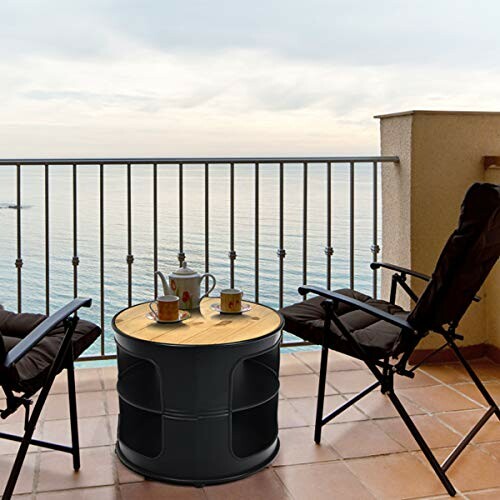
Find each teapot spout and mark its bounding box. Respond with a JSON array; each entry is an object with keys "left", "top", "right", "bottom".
[{"left": 155, "top": 271, "right": 173, "bottom": 295}]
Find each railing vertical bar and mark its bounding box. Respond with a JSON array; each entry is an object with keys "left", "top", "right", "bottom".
[
  {"left": 127, "top": 163, "right": 133, "bottom": 307},
  {"left": 278, "top": 162, "right": 285, "bottom": 309},
  {"left": 178, "top": 163, "right": 185, "bottom": 265},
  {"left": 204, "top": 162, "right": 209, "bottom": 292},
  {"left": 99, "top": 164, "right": 105, "bottom": 356},
  {"left": 153, "top": 163, "right": 158, "bottom": 298},
  {"left": 16, "top": 164, "right": 22, "bottom": 313},
  {"left": 45, "top": 164, "right": 50, "bottom": 314},
  {"left": 72, "top": 164, "right": 78, "bottom": 298},
  {"left": 326, "top": 162, "right": 333, "bottom": 290},
  {"left": 254, "top": 162, "right": 259, "bottom": 302},
  {"left": 302, "top": 162, "right": 308, "bottom": 299},
  {"left": 349, "top": 161, "right": 355, "bottom": 290},
  {"left": 372, "top": 161, "right": 379, "bottom": 298},
  {"left": 229, "top": 162, "right": 235, "bottom": 288}
]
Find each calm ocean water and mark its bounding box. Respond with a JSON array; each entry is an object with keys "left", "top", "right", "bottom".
[{"left": 0, "top": 163, "right": 381, "bottom": 356}]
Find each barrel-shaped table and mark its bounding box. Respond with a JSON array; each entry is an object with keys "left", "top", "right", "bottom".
[{"left": 112, "top": 298, "right": 283, "bottom": 486}]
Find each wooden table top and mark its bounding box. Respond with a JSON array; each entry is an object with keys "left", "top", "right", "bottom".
[{"left": 113, "top": 297, "right": 283, "bottom": 345}]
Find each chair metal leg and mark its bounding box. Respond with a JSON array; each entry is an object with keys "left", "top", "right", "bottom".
[
  {"left": 441, "top": 406, "right": 495, "bottom": 472},
  {"left": 67, "top": 360, "right": 81, "bottom": 471},
  {"left": 321, "top": 380, "right": 380, "bottom": 426},
  {"left": 314, "top": 346, "right": 328, "bottom": 444},
  {"left": 448, "top": 341, "right": 500, "bottom": 420},
  {"left": 3, "top": 317, "right": 77, "bottom": 500},
  {"left": 2, "top": 430, "right": 32, "bottom": 499},
  {"left": 388, "top": 390, "right": 456, "bottom": 497},
  {"left": 2, "top": 379, "right": 53, "bottom": 499}
]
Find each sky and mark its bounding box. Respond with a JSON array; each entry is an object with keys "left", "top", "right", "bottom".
[{"left": 2, "top": 0, "right": 500, "bottom": 157}]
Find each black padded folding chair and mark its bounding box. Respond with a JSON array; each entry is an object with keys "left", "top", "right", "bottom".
[
  {"left": 280, "top": 182, "right": 500, "bottom": 497},
  {"left": 0, "top": 298, "right": 100, "bottom": 499}
]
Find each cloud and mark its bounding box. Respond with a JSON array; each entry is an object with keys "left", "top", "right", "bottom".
[
  {"left": 24, "top": 89, "right": 156, "bottom": 106},
  {"left": 2, "top": 1, "right": 500, "bottom": 157},
  {"left": 2, "top": 0, "right": 500, "bottom": 69}
]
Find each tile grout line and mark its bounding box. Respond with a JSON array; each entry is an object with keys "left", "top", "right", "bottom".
[
  {"left": 31, "top": 450, "right": 41, "bottom": 498},
  {"left": 419, "top": 359, "right": 499, "bottom": 403},
  {"left": 99, "top": 368, "right": 123, "bottom": 500},
  {"left": 34, "top": 484, "right": 120, "bottom": 497},
  {"left": 410, "top": 449, "right": 466, "bottom": 498},
  {"left": 270, "top": 465, "right": 300, "bottom": 500}
]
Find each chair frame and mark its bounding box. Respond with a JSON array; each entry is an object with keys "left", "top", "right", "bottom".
[
  {"left": 299, "top": 263, "right": 499, "bottom": 498},
  {"left": 0, "top": 298, "right": 92, "bottom": 500}
]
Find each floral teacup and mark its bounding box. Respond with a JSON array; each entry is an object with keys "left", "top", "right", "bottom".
[{"left": 220, "top": 288, "right": 243, "bottom": 313}]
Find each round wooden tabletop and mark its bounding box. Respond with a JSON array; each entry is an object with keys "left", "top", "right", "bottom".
[{"left": 112, "top": 297, "right": 283, "bottom": 346}]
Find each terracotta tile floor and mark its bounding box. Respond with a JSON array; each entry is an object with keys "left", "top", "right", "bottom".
[{"left": 0, "top": 352, "right": 498, "bottom": 499}]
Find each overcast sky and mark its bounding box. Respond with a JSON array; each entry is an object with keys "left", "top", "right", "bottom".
[{"left": 2, "top": 0, "right": 500, "bottom": 157}]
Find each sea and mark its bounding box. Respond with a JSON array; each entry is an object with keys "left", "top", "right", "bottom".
[{"left": 0, "top": 163, "right": 381, "bottom": 361}]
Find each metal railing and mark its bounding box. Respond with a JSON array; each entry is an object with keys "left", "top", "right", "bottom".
[{"left": 0, "top": 156, "right": 399, "bottom": 360}]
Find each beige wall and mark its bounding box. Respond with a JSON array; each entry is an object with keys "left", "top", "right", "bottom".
[{"left": 378, "top": 111, "right": 500, "bottom": 349}]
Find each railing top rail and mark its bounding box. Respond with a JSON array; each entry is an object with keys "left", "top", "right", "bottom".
[{"left": 0, "top": 156, "right": 399, "bottom": 166}]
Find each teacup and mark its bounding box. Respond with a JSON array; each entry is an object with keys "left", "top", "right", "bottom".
[
  {"left": 149, "top": 295, "right": 179, "bottom": 322},
  {"left": 220, "top": 288, "right": 243, "bottom": 313}
]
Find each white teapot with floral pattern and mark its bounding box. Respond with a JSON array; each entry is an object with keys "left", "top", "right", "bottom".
[{"left": 156, "top": 262, "right": 216, "bottom": 310}]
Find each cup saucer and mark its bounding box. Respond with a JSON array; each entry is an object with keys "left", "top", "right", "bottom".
[
  {"left": 210, "top": 303, "right": 251, "bottom": 315},
  {"left": 146, "top": 310, "right": 191, "bottom": 324}
]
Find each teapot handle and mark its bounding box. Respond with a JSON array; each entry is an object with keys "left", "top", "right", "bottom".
[{"left": 200, "top": 273, "right": 216, "bottom": 300}]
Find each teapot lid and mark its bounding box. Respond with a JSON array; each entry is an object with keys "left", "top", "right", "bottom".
[{"left": 172, "top": 261, "right": 197, "bottom": 276}]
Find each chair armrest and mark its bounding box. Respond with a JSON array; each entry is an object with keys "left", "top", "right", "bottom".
[
  {"left": 370, "top": 262, "right": 430, "bottom": 282},
  {"left": 3, "top": 298, "right": 92, "bottom": 368},
  {"left": 370, "top": 262, "right": 480, "bottom": 302},
  {"left": 298, "top": 285, "right": 415, "bottom": 331}
]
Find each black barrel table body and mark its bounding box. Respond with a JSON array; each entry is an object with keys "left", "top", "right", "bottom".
[{"left": 112, "top": 298, "right": 283, "bottom": 486}]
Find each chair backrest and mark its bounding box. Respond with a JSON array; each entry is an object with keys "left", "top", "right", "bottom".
[
  {"left": 0, "top": 305, "right": 6, "bottom": 363},
  {"left": 0, "top": 333, "right": 5, "bottom": 363},
  {"left": 408, "top": 183, "right": 500, "bottom": 332}
]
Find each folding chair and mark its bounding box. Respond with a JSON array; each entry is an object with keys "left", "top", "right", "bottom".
[
  {"left": 280, "top": 182, "right": 500, "bottom": 497},
  {"left": 0, "top": 298, "right": 100, "bottom": 500}
]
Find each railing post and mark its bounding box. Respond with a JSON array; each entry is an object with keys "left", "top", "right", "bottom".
[
  {"left": 254, "top": 162, "right": 259, "bottom": 302},
  {"left": 229, "top": 162, "right": 236, "bottom": 287},
  {"left": 302, "top": 162, "right": 308, "bottom": 299},
  {"left": 45, "top": 164, "right": 50, "bottom": 315},
  {"left": 72, "top": 164, "right": 79, "bottom": 298},
  {"left": 277, "top": 162, "right": 286, "bottom": 309},
  {"left": 205, "top": 162, "right": 209, "bottom": 293},
  {"left": 349, "top": 161, "right": 355, "bottom": 290},
  {"left": 16, "top": 164, "right": 22, "bottom": 313},
  {"left": 126, "top": 163, "right": 134, "bottom": 307},
  {"left": 325, "top": 161, "right": 333, "bottom": 290},
  {"left": 371, "top": 161, "right": 380, "bottom": 298},
  {"left": 99, "top": 164, "right": 105, "bottom": 356},
  {"left": 153, "top": 163, "right": 158, "bottom": 298},
  {"left": 178, "top": 163, "right": 185, "bottom": 265}
]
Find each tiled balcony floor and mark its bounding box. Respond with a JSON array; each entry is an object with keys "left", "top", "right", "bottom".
[{"left": 1, "top": 352, "right": 499, "bottom": 499}]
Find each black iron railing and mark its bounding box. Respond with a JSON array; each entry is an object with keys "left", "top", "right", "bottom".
[{"left": 0, "top": 156, "right": 399, "bottom": 359}]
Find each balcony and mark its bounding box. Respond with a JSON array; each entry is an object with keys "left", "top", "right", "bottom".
[{"left": 0, "top": 111, "right": 499, "bottom": 498}]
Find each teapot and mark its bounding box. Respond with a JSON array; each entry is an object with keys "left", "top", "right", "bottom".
[{"left": 156, "top": 262, "right": 216, "bottom": 310}]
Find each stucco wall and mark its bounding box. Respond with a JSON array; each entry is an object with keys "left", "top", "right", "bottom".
[
  {"left": 378, "top": 111, "right": 500, "bottom": 349},
  {"left": 379, "top": 115, "right": 413, "bottom": 310}
]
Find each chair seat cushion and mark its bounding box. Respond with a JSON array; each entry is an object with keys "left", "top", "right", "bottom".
[
  {"left": 1, "top": 316, "right": 101, "bottom": 394},
  {"left": 280, "top": 289, "right": 409, "bottom": 360}
]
